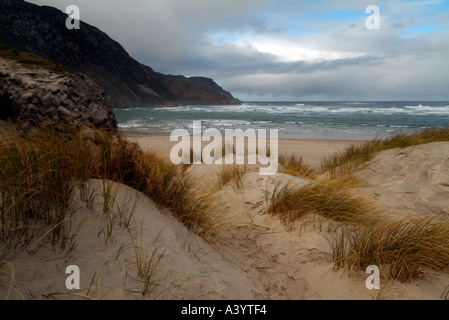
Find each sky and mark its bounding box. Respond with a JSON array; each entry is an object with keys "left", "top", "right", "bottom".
[{"left": 28, "top": 0, "right": 449, "bottom": 101}]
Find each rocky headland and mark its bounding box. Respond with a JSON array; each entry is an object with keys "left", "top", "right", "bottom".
[{"left": 0, "top": 0, "right": 241, "bottom": 108}]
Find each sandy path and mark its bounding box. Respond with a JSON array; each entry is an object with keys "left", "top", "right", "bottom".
[
  {"left": 4, "top": 135, "right": 448, "bottom": 299},
  {"left": 185, "top": 167, "right": 448, "bottom": 300},
  {"left": 131, "top": 136, "right": 449, "bottom": 299}
]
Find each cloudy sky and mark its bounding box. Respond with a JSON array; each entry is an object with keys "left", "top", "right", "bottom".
[{"left": 29, "top": 0, "right": 449, "bottom": 101}]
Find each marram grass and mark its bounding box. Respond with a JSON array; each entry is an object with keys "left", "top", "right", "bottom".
[
  {"left": 321, "top": 126, "right": 449, "bottom": 174},
  {"left": 0, "top": 124, "right": 218, "bottom": 250},
  {"left": 216, "top": 165, "right": 247, "bottom": 189},
  {"left": 270, "top": 174, "right": 449, "bottom": 282},
  {"left": 268, "top": 175, "right": 373, "bottom": 226},
  {"left": 333, "top": 215, "right": 449, "bottom": 282},
  {"left": 0, "top": 126, "right": 92, "bottom": 249},
  {"left": 271, "top": 126, "right": 449, "bottom": 283},
  {"left": 278, "top": 154, "right": 317, "bottom": 180}
]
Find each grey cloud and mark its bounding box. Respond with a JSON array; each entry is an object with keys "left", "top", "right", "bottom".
[
  {"left": 222, "top": 53, "right": 449, "bottom": 101},
  {"left": 27, "top": 0, "right": 449, "bottom": 101}
]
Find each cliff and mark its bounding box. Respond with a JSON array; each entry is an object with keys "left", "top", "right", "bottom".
[
  {"left": 0, "top": 45, "right": 117, "bottom": 131},
  {"left": 0, "top": 0, "right": 241, "bottom": 107}
]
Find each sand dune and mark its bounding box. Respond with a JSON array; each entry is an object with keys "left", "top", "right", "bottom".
[
  {"left": 1, "top": 180, "right": 256, "bottom": 300},
  {"left": 149, "top": 137, "right": 449, "bottom": 299},
  {"left": 193, "top": 171, "right": 448, "bottom": 300},
  {"left": 357, "top": 142, "right": 449, "bottom": 218},
  {"left": 2, "top": 138, "right": 449, "bottom": 300}
]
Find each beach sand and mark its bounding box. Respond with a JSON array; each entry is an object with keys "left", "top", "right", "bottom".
[
  {"left": 125, "top": 134, "right": 364, "bottom": 169},
  {"left": 126, "top": 135, "right": 449, "bottom": 299},
  {"left": 3, "top": 135, "right": 449, "bottom": 300}
]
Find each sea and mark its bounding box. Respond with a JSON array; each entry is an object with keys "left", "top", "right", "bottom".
[{"left": 114, "top": 101, "right": 449, "bottom": 140}]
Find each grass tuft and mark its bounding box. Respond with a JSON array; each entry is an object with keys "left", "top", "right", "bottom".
[
  {"left": 278, "top": 154, "right": 316, "bottom": 179},
  {"left": 216, "top": 165, "right": 247, "bottom": 189},
  {"left": 321, "top": 127, "right": 449, "bottom": 174},
  {"left": 0, "top": 125, "right": 92, "bottom": 249},
  {"left": 268, "top": 176, "right": 373, "bottom": 226},
  {"left": 334, "top": 215, "right": 449, "bottom": 282},
  {"left": 0, "top": 123, "right": 218, "bottom": 251}
]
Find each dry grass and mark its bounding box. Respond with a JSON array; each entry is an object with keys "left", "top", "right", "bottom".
[
  {"left": 79, "top": 129, "right": 217, "bottom": 239},
  {"left": 333, "top": 215, "right": 449, "bottom": 282},
  {"left": 216, "top": 165, "right": 247, "bottom": 189},
  {"left": 270, "top": 127, "right": 449, "bottom": 284},
  {"left": 278, "top": 154, "right": 317, "bottom": 179},
  {"left": 128, "top": 226, "right": 166, "bottom": 296},
  {"left": 268, "top": 175, "right": 374, "bottom": 227},
  {"left": 0, "top": 125, "right": 93, "bottom": 249},
  {"left": 0, "top": 124, "right": 218, "bottom": 251},
  {"left": 269, "top": 171, "right": 449, "bottom": 282},
  {"left": 321, "top": 127, "right": 449, "bottom": 174}
]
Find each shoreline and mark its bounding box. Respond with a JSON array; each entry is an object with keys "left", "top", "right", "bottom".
[
  {"left": 125, "top": 134, "right": 366, "bottom": 168},
  {"left": 121, "top": 128, "right": 377, "bottom": 141},
  {"left": 123, "top": 131, "right": 366, "bottom": 143}
]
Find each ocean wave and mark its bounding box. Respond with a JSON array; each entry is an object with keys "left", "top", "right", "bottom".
[
  {"left": 152, "top": 103, "right": 449, "bottom": 116},
  {"left": 116, "top": 102, "right": 448, "bottom": 140},
  {"left": 117, "top": 119, "right": 146, "bottom": 128},
  {"left": 403, "top": 104, "right": 449, "bottom": 113},
  {"left": 205, "top": 119, "right": 252, "bottom": 127}
]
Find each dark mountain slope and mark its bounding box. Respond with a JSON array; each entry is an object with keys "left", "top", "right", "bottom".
[{"left": 0, "top": 0, "right": 241, "bottom": 107}]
